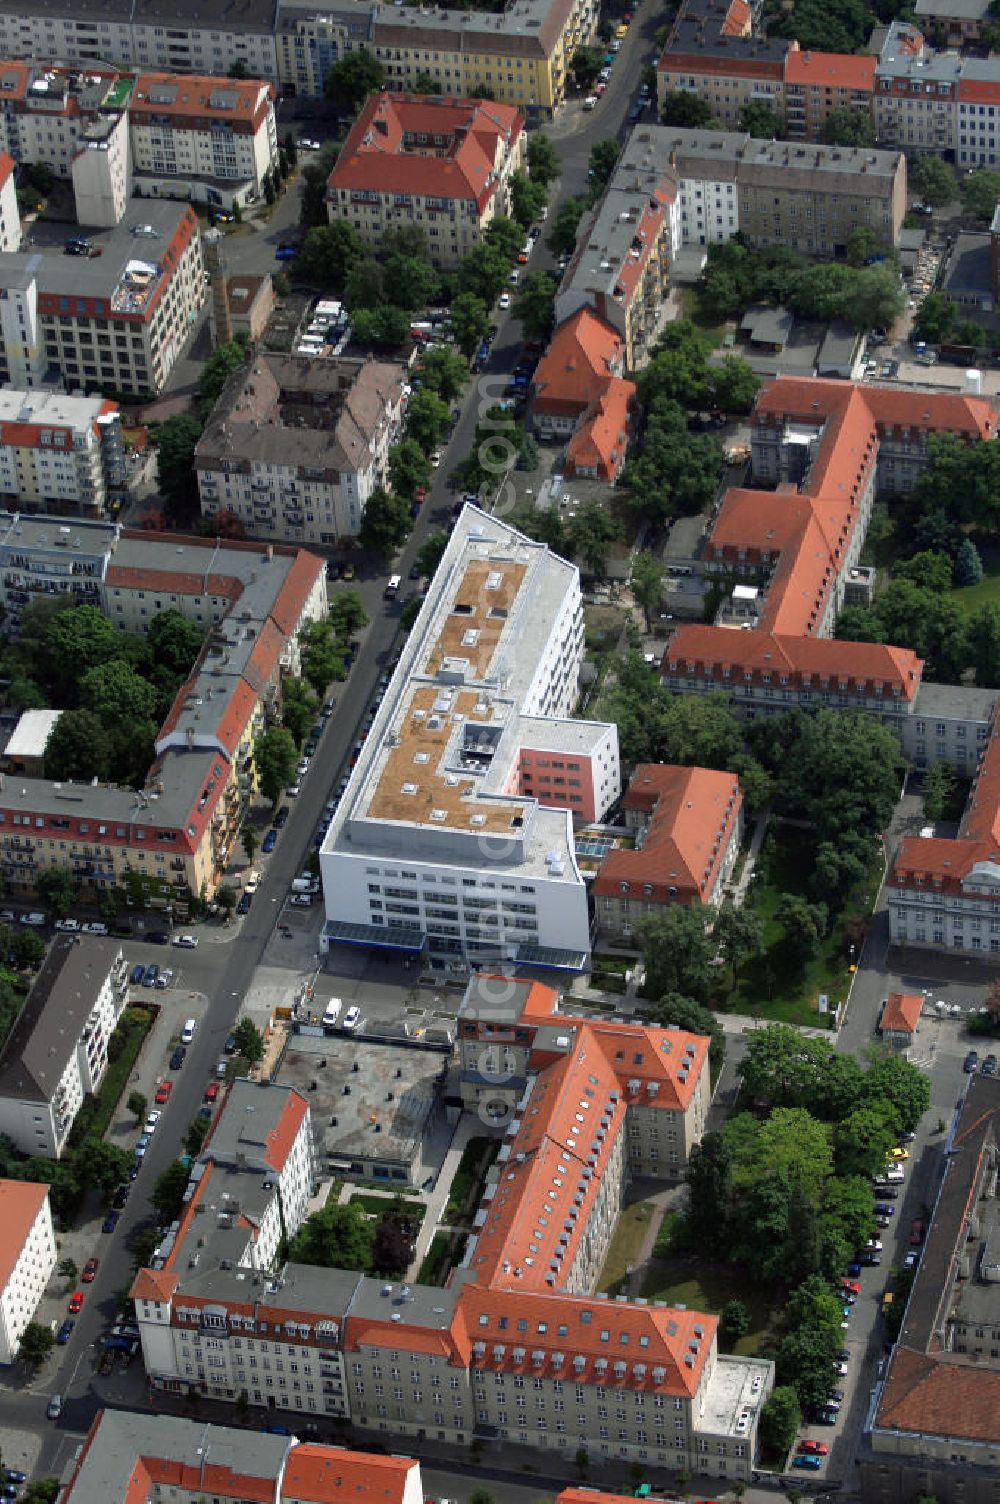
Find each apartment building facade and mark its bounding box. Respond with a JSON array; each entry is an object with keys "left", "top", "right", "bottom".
[
  {"left": 862, "top": 1075, "right": 1000, "bottom": 1504},
  {"left": 0, "top": 0, "right": 279, "bottom": 83},
  {"left": 132, "top": 992, "right": 771, "bottom": 1481},
  {"left": 319, "top": 505, "right": 620, "bottom": 973},
  {"left": 196, "top": 353, "right": 407, "bottom": 546},
  {"left": 0, "top": 390, "right": 125, "bottom": 517},
  {"left": 0, "top": 153, "right": 18, "bottom": 253},
  {"left": 128, "top": 72, "right": 278, "bottom": 209},
  {"left": 0, "top": 202, "right": 205, "bottom": 400},
  {"left": 0, "top": 1179, "right": 55, "bottom": 1365},
  {"left": 555, "top": 145, "right": 673, "bottom": 367},
  {"left": 0, "top": 520, "right": 326, "bottom": 900},
  {"left": 0, "top": 937, "right": 128, "bottom": 1159},
  {"left": 327, "top": 94, "right": 525, "bottom": 269},
  {"left": 593, "top": 764, "right": 743, "bottom": 941}
]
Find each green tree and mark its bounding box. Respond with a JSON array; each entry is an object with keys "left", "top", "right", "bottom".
[
  {"left": 775, "top": 892, "right": 828, "bottom": 967},
  {"left": 329, "top": 590, "right": 369, "bottom": 638},
  {"left": 856, "top": 262, "right": 905, "bottom": 332},
  {"left": 955, "top": 537, "right": 984, "bottom": 586},
  {"left": 325, "top": 49, "right": 385, "bottom": 113},
  {"left": 896, "top": 550, "right": 954, "bottom": 594},
  {"left": 17, "top": 1321, "right": 53, "bottom": 1372},
  {"left": 448, "top": 292, "right": 490, "bottom": 358},
  {"left": 720, "top": 1298, "right": 751, "bottom": 1345},
  {"left": 418, "top": 346, "right": 468, "bottom": 402},
  {"left": 711, "top": 356, "right": 760, "bottom": 414},
  {"left": 566, "top": 499, "right": 622, "bottom": 577},
  {"left": 44, "top": 706, "right": 112, "bottom": 782},
  {"left": 81, "top": 659, "right": 157, "bottom": 726},
  {"left": 282, "top": 674, "right": 319, "bottom": 744},
  {"left": 127, "top": 1090, "right": 147, "bottom": 1125},
  {"left": 630, "top": 551, "right": 665, "bottom": 631},
  {"left": 509, "top": 169, "right": 547, "bottom": 229},
  {"left": 685, "top": 1131, "right": 733, "bottom": 1253},
  {"left": 383, "top": 250, "right": 440, "bottom": 313},
  {"left": 150, "top": 1161, "right": 190, "bottom": 1221},
  {"left": 36, "top": 869, "right": 78, "bottom": 919},
  {"left": 359, "top": 487, "right": 411, "bottom": 557},
  {"left": 661, "top": 90, "right": 716, "bottom": 127},
  {"left": 242, "top": 823, "right": 258, "bottom": 866},
  {"left": 776, "top": 1321, "right": 840, "bottom": 1411},
  {"left": 862, "top": 1051, "right": 931, "bottom": 1133},
  {"left": 185, "top": 1115, "right": 210, "bottom": 1157},
  {"left": 759, "top": 1385, "right": 801, "bottom": 1455},
  {"left": 255, "top": 726, "right": 298, "bottom": 806},
  {"left": 484, "top": 215, "right": 524, "bottom": 262},
  {"left": 620, "top": 396, "right": 722, "bottom": 522},
  {"left": 588, "top": 139, "right": 620, "bottom": 196},
  {"left": 820, "top": 107, "right": 876, "bottom": 147},
  {"left": 969, "top": 602, "right": 1000, "bottom": 687},
  {"left": 405, "top": 389, "right": 450, "bottom": 454},
  {"left": 789, "top": 262, "right": 858, "bottom": 323},
  {"left": 11, "top": 928, "right": 44, "bottom": 971},
  {"left": 233, "top": 1016, "right": 265, "bottom": 1065},
  {"left": 388, "top": 439, "right": 432, "bottom": 499},
  {"left": 155, "top": 414, "right": 203, "bottom": 522},
  {"left": 412, "top": 71, "right": 441, "bottom": 94},
  {"left": 372, "top": 1205, "right": 419, "bottom": 1275},
  {"left": 570, "top": 46, "right": 603, "bottom": 89},
  {"left": 526, "top": 134, "right": 560, "bottom": 187},
  {"left": 639, "top": 906, "right": 714, "bottom": 1003},
  {"left": 910, "top": 155, "right": 956, "bottom": 206},
  {"left": 148, "top": 609, "right": 203, "bottom": 678},
  {"left": 296, "top": 220, "right": 365, "bottom": 290},
  {"left": 415, "top": 530, "right": 449, "bottom": 581},
  {"left": 351, "top": 305, "right": 412, "bottom": 350},
  {"left": 768, "top": 707, "right": 903, "bottom": 842},
  {"left": 652, "top": 991, "right": 725, "bottom": 1073},
  {"left": 715, "top": 906, "right": 764, "bottom": 988},
  {"left": 912, "top": 290, "right": 957, "bottom": 346},
  {"left": 513, "top": 271, "right": 556, "bottom": 340},
  {"left": 961, "top": 167, "right": 1000, "bottom": 221},
  {"left": 923, "top": 760, "right": 957, "bottom": 821},
  {"left": 739, "top": 99, "right": 782, "bottom": 138},
  {"left": 547, "top": 196, "right": 588, "bottom": 257},
  {"left": 456, "top": 242, "right": 510, "bottom": 306},
  {"left": 289, "top": 1199, "right": 375, "bottom": 1271},
  {"left": 198, "top": 340, "right": 245, "bottom": 408},
  {"left": 57, "top": 1256, "right": 78, "bottom": 1281},
  {"left": 300, "top": 623, "right": 346, "bottom": 699},
  {"left": 834, "top": 1100, "right": 901, "bottom": 1179}
]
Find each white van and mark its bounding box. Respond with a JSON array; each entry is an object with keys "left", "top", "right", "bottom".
[
  {"left": 291, "top": 876, "right": 318, "bottom": 894},
  {"left": 181, "top": 1017, "right": 197, "bottom": 1044},
  {"left": 322, "top": 999, "right": 342, "bottom": 1028}
]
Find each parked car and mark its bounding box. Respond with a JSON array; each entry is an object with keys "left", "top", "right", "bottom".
[
  {"left": 237, "top": 893, "right": 252, "bottom": 916},
  {"left": 154, "top": 968, "right": 174, "bottom": 990},
  {"left": 147, "top": 930, "right": 170, "bottom": 944},
  {"left": 170, "top": 1045, "right": 187, "bottom": 1071},
  {"left": 68, "top": 1291, "right": 84, "bottom": 1313},
  {"left": 131, "top": 963, "right": 145, "bottom": 984},
  {"left": 341, "top": 1005, "right": 361, "bottom": 1031},
  {"left": 111, "top": 1184, "right": 130, "bottom": 1209},
  {"left": 82, "top": 1256, "right": 99, "bottom": 1282},
  {"left": 144, "top": 1111, "right": 161, "bottom": 1134},
  {"left": 205, "top": 1081, "right": 220, "bottom": 1102},
  {"left": 56, "top": 1320, "right": 74, "bottom": 1345},
  {"left": 102, "top": 1212, "right": 119, "bottom": 1234},
  {"left": 798, "top": 1440, "right": 829, "bottom": 1456},
  {"left": 910, "top": 1218, "right": 925, "bottom": 1246},
  {"left": 965, "top": 1050, "right": 980, "bottom": 1073},
  {"left": 275, "top": 806, "right": 290, "bottom": 829},
  {"left": 984, "top": 1053, "right": 998, "bottom": 1077},
  {"left": 55, "top": 918, "right": 80, "bottom": 932},
  {"left": 142, "top": 964, "right": 159, "bottom": 986},
  {"left": 224, "top": 1032, "right": 238, "bottom": 1055},
  {"left": 47, "top": 1394, "right": 63, "bottom": 1419},
  {"left": 794, "top": 1456, "right": 823, "bottom": 1471},
  {"left": 262, "top": 829, "right": 277, "bottom": 854},
  {"left": 134, "top": 1134, "right": 151, "bottom": 1159},
  {"left": 173, "top": 933, "right": 199, "bottom": 949},
  {"left": 155, "top": 1081, "right": 173, "bottom": 1104}
]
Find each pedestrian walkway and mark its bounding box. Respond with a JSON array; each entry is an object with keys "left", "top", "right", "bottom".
[
  {"left": 405, "top": 1112, "right": 481, "bottom": 1282},
  {"left": 624, "top": 1184, "right": 685, "bottom": 1299},
  {"left": 725, "top": 811, "right": 769, "bottom": 909}
]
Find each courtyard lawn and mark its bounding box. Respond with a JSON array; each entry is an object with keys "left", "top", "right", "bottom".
[
  {"left": 719, "top": 824, "right": 880, "bottom": 1027},
  {"left": 596, "top": 1198, "right": 655, "bottom": 1297},
  {"left": 640, "top": 1257, "right": 775, "bottom": 1358},
  {"left": 952, "top": 557, "right": 1000, "bottom": 615},
  {"left": 677, "top": 286, "right": 728, "bottom": 347},
  {"left": 349, "top": 1193, "right": 425, "bottom": 1224}
]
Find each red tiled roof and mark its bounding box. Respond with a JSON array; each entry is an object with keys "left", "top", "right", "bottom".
[
  {"left": 0, "top": 1179, "right": 49, "bottom": 1294},
  {"left": 328, "top": 93, "right": 523, "bottom": 214},
  {"left": 269, "top": 550, "right": 325, "bottom": 636},
  {"left": 958, "top": 76, "right": 1000, "bottom": 104},
  {"left": 263, "top": 1089, "right": 309, "bottom": 1172},
  {"left": 891, "top": 712, "right": 1000, "bottom": 891},
  {"left": 565, "top": 379, "right": 635, "bottom": 481},
  {"left": 282, "top": 1445, "right": 418, "bottom": 1504},
  {"left": 784, "top": 47, "right": 875, "bottom": 89},
  {"left": 130, "top": 71, "right": 274, "bottom": 132},
  {"left": 131, "top": 1267, "right": 179, "bottom": 1304},
  {"left": 531, "top": 307, "right": 624, "bottom": 416},
  {"left": 0, "top": 152, "right": 15, "bottom": 190},
  {"left": 664, "top": 624, "right": 923, "bottom": 699},
  {"left": 875, "top": 1344, "right": 1000, "bottom": 1442},
  {"left": 882, "top": 991, "right": 922, "bottom": 1033},
  {"left": 593, "top": 764, "right": 741, "bottom": 905},
  {"left": 721, "top": 0, "right": 752, "bottom": 35}
]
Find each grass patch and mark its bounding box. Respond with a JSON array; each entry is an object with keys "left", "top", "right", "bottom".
[
  {"left": 596, "top": 1197, "right": 655, "bottom": 1297},
  {"left": 677, "top": 286, "right": 728, "bottom": 347},
  {"left": 719, "top": 824, "right": 877, "bottom": 1026},
  {"left": 68, "top": 1005, "right": 154, "bottom": 1148},
  {"left": 349, "top": 1192, "right": 426, "bottom": 1224},
  {"left": 446, "top": 1135, "right": 501, "bottom": 1226},
  {"left": 418, "top": 1229, "right": 466, "bottom": 1287},
  {"left": 952, "top": 557, "right": 1000, "bottom": 615},
  {"left": 641, "top": 1256, "right": 775, "bottom": 1357}
]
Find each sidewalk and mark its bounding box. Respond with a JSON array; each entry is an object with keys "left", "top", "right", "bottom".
[{"left": 406, "top": 1113, "right": 481, "bottom": 1281}]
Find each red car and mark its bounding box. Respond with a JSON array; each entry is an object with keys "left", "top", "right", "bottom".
[
  {"left": 910, "top": 1218, "right": 925, "bottom": 1246},
  {"left": 81, "top": 1257, "right": 99, "bottom": 1283},
  {"left": 798, "top": 1440, "right": 829, "bottom": 1456},
  {"left": 840, "top": 1278, "right": 861, "bottom": 1295},
  {"left": 68, "top": 1291, "right": 84, "bottom": 1313},
  {"left": 204, "top": 1081, "right": 220, "bottom": 1103},
  {"left": 155, "top": 1081, "right": 173, "bottom": 1105},
  {"left": 414, "top": 487, "right": 427, "bottom": 503}
]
